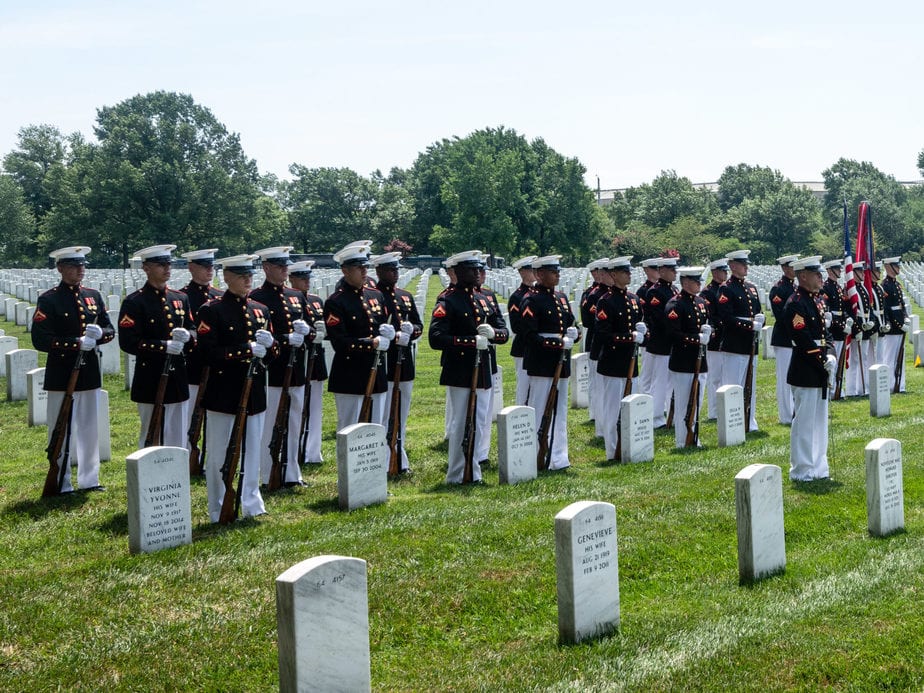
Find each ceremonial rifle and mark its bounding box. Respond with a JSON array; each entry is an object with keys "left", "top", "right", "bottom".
[
  {"left": 684, "top": 343, "right": 706, "bottom": 448},
  {"left": 42, "top": 350, "right": 84, "bottom": 498},
  {"left": 218, "top": 358, "right": 260, "bottom": 525},
  {"left": 665, "top": 392, "right": 675, "bottom": 428},
  {"left": 358, "top": 350, "right": 382, "bottom": 425},
  {"left": 537, "top": 345, "right": 567, "bottom": 472},
  {"left": 893, "top": 332, "right": 905, "bottom": 395},
  {"left": 187, "top": 367, "right": 209, "bottom": 476},
  {"left": 743, "top": 323, "right": 758, "bottom": 431},
  {"left": 386, "top": 341, "right": 406, "bottom": 478},
  {"left": 296, "top": 344, "right": 319, "bottom": 465},
  {"left": 613, "top": 342, "right": 638, "bottom": 462},
  {"left": 461, "top": 349, "right": 482, "bottom": 484},
  {"left": 267, "top": 345, "right": 299, "bottom": 491},
  {"left": 143, "top": 354, "right": 173, "bottom": 448}
]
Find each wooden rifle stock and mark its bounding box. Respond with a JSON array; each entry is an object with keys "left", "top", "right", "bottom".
[
  {"left": 893, "top": 332, "right": 905, "bottom": 394},
  {"left": 218, "top": 358, "right": 259, "bottom": 525},
  {"left": 665, "top": 392, "right": 675, "bottom": 428},
  {"left": 833, "top": 336, "right": 849, "bottom": 400},
  {"left": 358, "top": 350, "right": 381, "bottom": 424},
  {"left": 684, "top": 344, "right": 706, "bottom": 448},
  {"left": 537, "top": 348, "right": 566, "bottom": 472},
  {"left": 144, "top": 354, "right": 173, "bottom": 448},
  {"left": 267, "top": 346, "right": 299, "bottom": 491},
  {"left": 187, "top": 367, "right": 210, "bottom": 476},
  {"left": 42, "top": 351, "right": 84, "bottom": 497},
  {"left": 743, "top": 327, "right": 758, "bottom": 431},
  {"left": 461, "top": 349, "right": 482, "bottom": 484},
  {"left": 296, "top": 344, "right": 319, "bottom": 465},
  {"left": 386, "top": 344, "right": 405, "bottom": 477},
  {"left": 613, "top": 343, "right": 638, "bottom": 462}
]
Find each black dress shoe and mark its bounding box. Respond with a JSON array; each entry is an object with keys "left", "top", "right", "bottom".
[
  {"left": 284, "top": 481, "right": 307, "bottom": 488},
  {"left": 85, "top": 485, "right": 106, "bottom": 492},
  {"left": 478, "top": 459, "right": 490, "bottom": 467}
]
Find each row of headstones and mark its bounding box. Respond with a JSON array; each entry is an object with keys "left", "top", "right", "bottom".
[{"left": 270, "top": 437, "right": 905, "bottom": 690}]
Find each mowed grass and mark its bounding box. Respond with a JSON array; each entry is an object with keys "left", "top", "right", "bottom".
[{"left": 1, "top": 278, "right": 923, "bottom": 692}]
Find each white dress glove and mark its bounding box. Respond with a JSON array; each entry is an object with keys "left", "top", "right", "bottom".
[
  {"left": 379, "top": 323, "right": 396, "bottom": 341},
  {"left": 753, "top": 313, "right": 766, "bottom": 330},
  {"left": 844, "top": 317, "right": 854, "bottom": 332},
  {"left": 699, "top": 331, "right": 710, "bottom": 346},
  {"left": 376, "top": 336, "right": 391, "bottom": 352},
  {"left": 475, "top": 335, "right": 489, "bottom": 351},
  {"left": 562, "top": 337, "right": 574, "bottom": 350},
  {"left": 400, "top": 321, "right": 414, "bottom": 336},
  {"left": 288, "top": 332, "right": 304, "bottom": 348},
  {"left": 171, "top": 327, "right": 191, "bottom": 343},
  {"left": 862, "top": 320, "right": 874, "bottom": 331},
  {"left": 250, "top": 342, "right": 267, "bottom": 359},
  {"left": 313, "top": 320, "right": 327, "bottom": 340},
  {"left": 632, "top": 330, "right": 645, "bottom": 345},
  {"left": 255, "top": 329, "right": 274, "bottom": 348},
  {"left": 823, "top": 312, "right": 832, "bottom": 328},
  {"left": 824, "top": 354, "right": 837, "bottom": 373},
  {"left": 396, "top": 331, "right": 411, "bottom": 347},
  {"left": 635, "top": 322, "right": 648, "bottom": 337},
  {"left": 84, "top": 323, "right": 103, "bottom": 340},
  {"left": 165, "top": 339, "right": 184, "bottom": 355},
  {"left": 79, "top": 336, "right": 97, "bottom": 351},
  {"left": 901, "top": 318, "right": 910, "bottom": 333},
  {"left": 565, "top": 326, "right": 579, "bottom": 340},
  {"left": 292, "top": 319, "right": 310, "bottom": 336},
  {"left": 476, "top": 324, "right": 495, "bottom": 340}
]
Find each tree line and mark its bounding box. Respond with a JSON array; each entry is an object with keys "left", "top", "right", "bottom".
[{"left": 1, "top": 90, "right": 922, "bottom": 268}]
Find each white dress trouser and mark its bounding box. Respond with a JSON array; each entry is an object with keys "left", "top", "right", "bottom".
[
  {"left": 846, "top": 338, "right": 867, "bottom": 396},
  {"left": 527, "top": 375, "right": 570, "bottom": 470},
  {"left": 646, "top": 353, "right": 673, "bottom": 428},
  {"left": 599, "top": 375, "right": 630, "bottom": 460},
  {"left": 46, "top": 389, "right": 101, "bottom": 491},
  {"left": 335, "top": 393, "right": 386, "bottom": 433},
  {"left": 513, "top": 356, "right": 530, "bottom": 406},
  {"left": 705, "top": 350, "right": 724, "bottom": 419},
  {"left": 879, "top": 334, "right": 906, "bottom": 392},
  {"left": 259, "top": 385, "right": 306, "bottom": 485},
  {"left": 445, "top": 386, "right": 491, "bottom": 483},
  {"left": 205, "top": 410, "right": 267, "bottom": 522},
  {"left": 137, "top": 402, "right": 188, "bottom": 449},
  {"left": 774, "top": 346, "right": 794, "bottom": 423},
  {"left": 670, "top": 370, "right": 706, "bottom": 448},
  {"left": 301, "top": 380, "right": 324, "bottom": 464},
  {"left": 789, "top": 386, "right": 829, "bottom": 481},
  {"left": 476, "top": 379, "right": 494, "bottom": 462},
  {"left": 591, "top": 366, "right": 605, "bottom": 436},
  {"left": 721, "top": 353, "right": 758, "bottom": 431},
  {"left": 385, "top": 380, "right": 414, "bottom": 471}
]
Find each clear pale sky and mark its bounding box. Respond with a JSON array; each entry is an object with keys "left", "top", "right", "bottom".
[{"left": 2, "top": 0, "right": 922, "bottom": 189}]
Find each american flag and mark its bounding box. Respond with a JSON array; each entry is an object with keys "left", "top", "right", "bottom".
[{"left": 842, "top": 198, "right": 859, "bottom": 316}]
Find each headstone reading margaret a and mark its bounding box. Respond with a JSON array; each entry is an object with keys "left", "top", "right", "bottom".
[
  {"left": 336, "top": 423, "right": 387, "bottom": 511},
  {"left": 27, "top": 367, "right": 47, "bottom": 426},
  {"left": 570, "top": 352, "right": 590, "bottom": 408},
  {"left": 865, "top": 438, "right": 904, "bottom": 537},
  {"left": 620, "top": 393, "right": 654, "bottom": 463},
  {"left": 735, "top": 463, "right": 785, "bottom": 584},
  {"left": 497, "top": 405, "right": 537, "bottom": 485},
  {"left": 555, "top": 500, "right": 620, "bottom": 644},
  {"left": 869, "top": 364, "right": 890, "bottom": 417},
  {"left": 276, "top": 555, "right": 371, "bottom": 693},
  {"left": 717, "top": 384, "right": 746, "bottom": 447},
  {"left": 6, "top": 348, "right": 38, "bottom": 401},
  {"left": 126, "top": 445, "right": 192, "bottom": 554}
]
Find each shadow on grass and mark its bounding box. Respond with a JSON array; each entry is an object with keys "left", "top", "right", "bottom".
[
  {"left": 306, "top": 496, "right": 341, "bottom": 514},
  {"left": 3, "top": 492, "right": 90, "bottom": 519},
  {"left": 790, "top": 478, "right": 843, "bottom": 494},
  {"left": 96, "top": 511, "right": 128, "bottom": 535},
  {"left": 429, "top": 439, "right": 449, "bottom": 453},
  {"left": 670, "top": 445, "right": 708, "bottom": 456},
  {"left": 746, "top": 430, "right": 771, "bottom": 440}
]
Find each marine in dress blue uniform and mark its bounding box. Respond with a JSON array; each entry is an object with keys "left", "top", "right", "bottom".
[
  {"left": 879, "top": 257, "right": 910, "bottom": 392},
  {"left": 769, "top": 255, "right": 799, "bottom": 424},
  {"left": 699, "top": 259, "right": 728, "bottom": 419},
  {"left": 507, "top": 256, "right": 537, "bottom": 406}
]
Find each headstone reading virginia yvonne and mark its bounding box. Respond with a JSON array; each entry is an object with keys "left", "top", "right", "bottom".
[
  {"left": 865, "top": 438, "right": 904, "bottom": 537},
  {"left": 570, "top": 352, "right": 590, "bottom": 408},
  {"left": 6, "top": 348, "right": 38, "bottom": 401},
  {"left": 735, "top": 463, "right": 785, "bottom": 584},
  {"left": 276, "top": 555, "right": 371, "bottom": 693},
  {"left": 0, "top": 335, "right": 18, "bottom": 377},
  {"left": 555, "top": 500, "right": 620, "bottom": 644},
  {"left": 336, "top": 423, "right": 387, "bottom": 511},
  {"left": 717, "top": 384, "right": 746, "bottom": 447},
  {"left": 497, "top": 405, "right": 537, "bottom": 485},
  {"left": 27, "top": 367, "right": 47, "bottom": 426},
  {"left": 620, "top": 393, "right": 654, "bottom": 463},
  {"left": 869, "top": 364, "right": 890, "bottom": 417},
  {"left": 126, "top": 445, "right": 192, "bottom": 554}
]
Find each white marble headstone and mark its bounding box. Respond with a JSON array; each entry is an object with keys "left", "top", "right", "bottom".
[
  {"left": 100, "top": 314, "right": 121, "bottom": 375},
  {"left": 619, "top": 393, "right": 654, "bottom": 463},
  {"left": 4, "top": 297, "right": 16, "bottom": 321},
  {"left": 760, "top": 325, "right": 774, "bottom": 359},
  {"left": 276, "top": 555, "right": 371, "bottom": 693},
  {"left": 14, "top": 301, "right": 29, "bottom": 326},
  {"left": 865, "top": 438, "right": 904, "bottom": 537},
  {"left": 555, "top": 500, "right": 619, "bottom": 644},
  {"left": 27, "top": 367, "right": 47, "bottom": 426},
  {"left": 497, "top": 405, "right": 537, "bottom": 485},
  {"left": 869, "top": 363, "right": 890, "bottom": 417},
  {"left": 26, "top": 306, "right": 35, "bottom": 332},
  {"left": 0, "top": 335, "right": 19, "bottom": 377},
  {"left": 6, "top": 348, "right": 38, "bottom": 401},
  {"left": 735, "top": 463, "right": 786, "bottom": 583},
  {"left": 717, "top": 384, "right": 746, "bottom": 447},
  {"left": 123, "top": 351, "right": 135, "bottom": 390},
  {"left": 336, "top": 423, "right": 388, "bottom": 511},
  {"left": 569, "top": 352, "right": 590, "bottom": 408},
  {"left": 126, "top": 445, "right": 192, "bottom": 554},
  {"left": 491, "top": 366, "right": 504, "bottom": 422}
]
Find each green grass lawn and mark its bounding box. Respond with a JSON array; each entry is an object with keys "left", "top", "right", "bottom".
[{"left": 2, "top": 277, "right": 923, "bottom": 692}]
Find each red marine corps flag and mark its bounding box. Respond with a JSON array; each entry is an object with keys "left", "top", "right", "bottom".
[{"left": 842, "top": 198, "right": 859, "bottom": 317}]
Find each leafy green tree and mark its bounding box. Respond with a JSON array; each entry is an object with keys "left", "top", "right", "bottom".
[
  {"left": 725, "top": 183, "right": 823, "bottom": 262},
  {"left": 283, "top": 165, "right": 375, "bottom": 252},
  {"left": 716, "top": 164, "right": 787, "bottom": 212},
  {"left": 2, "top": 124, "right": 67, "bottom": 222},
  {"left": 0, "top": 175, "right": 36, "bottom": 265},
  {"left": 606, "top": 170, "right": 719, "bottom": 230},
  {"left": 369, "top": 168, "right": 414, "bottom": 250}
]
